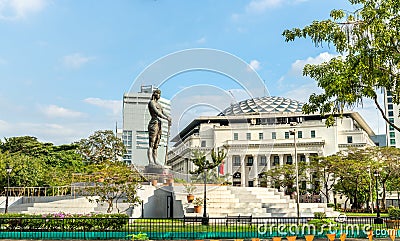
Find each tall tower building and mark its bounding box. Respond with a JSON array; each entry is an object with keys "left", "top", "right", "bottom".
[
  {"left": 122, "top": 85, "right": 171, "bottom": 166},
  {"left": 385, "top": 90, "right": 400, "bottom": 148}
]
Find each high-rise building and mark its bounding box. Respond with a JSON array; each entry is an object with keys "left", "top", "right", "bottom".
[
  {"left": 122, "top": 85, "right": 171, "bottom": 166},
  {"left": 384, "top": 90, "right": 400, "bottom": 148}
]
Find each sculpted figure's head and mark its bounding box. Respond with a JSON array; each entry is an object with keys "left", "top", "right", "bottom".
[{"left": 151, "top": 89, "right": 161, "bottom": 100}]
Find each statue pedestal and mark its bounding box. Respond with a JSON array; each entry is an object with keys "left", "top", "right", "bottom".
[
  {"left": 144, "top": 165, "right": 171, "bottom": 175},
  {"left": 144, "top": 165, "right": 173, "bottom": 185}
]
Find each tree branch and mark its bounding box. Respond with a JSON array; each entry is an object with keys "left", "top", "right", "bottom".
[{"left": 373, "top": 94, "right": 400, "bottom": 132}]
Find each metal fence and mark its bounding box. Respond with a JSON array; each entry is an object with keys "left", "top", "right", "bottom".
[{"left": 0, "top": 216, "right": 398, "bottom": 240}]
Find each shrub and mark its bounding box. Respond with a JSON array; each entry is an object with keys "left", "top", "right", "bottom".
[
  {"left": 314, "top": 212, "right": 326, "bottom": 219},
  {"left": 128, "top": 232, "right": 149, "bottom": 240},
  {"left": 0, "top": 213, "right": 129, "bottom": 231},
  {"left": 388, "top": 207, "right": 400, "bottom": 220}
]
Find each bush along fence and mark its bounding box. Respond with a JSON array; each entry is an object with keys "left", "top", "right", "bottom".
[{"left": 0, "top": 214, "right": 400, "bottom": 240}]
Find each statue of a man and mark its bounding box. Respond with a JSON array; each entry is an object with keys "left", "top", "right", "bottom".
[{"left": 147, "top": 89, "right": 171, "bottom": 166}]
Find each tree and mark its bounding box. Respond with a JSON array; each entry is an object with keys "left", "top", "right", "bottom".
[
  {"left": 332, "top": 149, "right": 373, "bottom": 209},
  {"left": 190, "top": 148, "right": 226, "bottom": 224},
  {"left": 371, "top": 147, "right": 400, "bottom": 209},
  {"left": 308, "top": 155, "right": 337, "bottom": 203},
  {"left": 75, "top": 130, "right": 126, "bottom": 164},
  {"left": 283, "top": 0, "right": 400, "bottom": 131},
  {"left": 263, "top": 162, "right": 308, "bottom": 194},
  {"left": 190, "top": 148, "right": 226, "bottom": 175},
  {"left": 82, "top": 161, "right": 142, "bottom": 213},
  {"left": 0, "top": 136, "right": 52, "bottom": 157},
  {"left": 0, "top": 152, "right": 47, "bottom": 189}
]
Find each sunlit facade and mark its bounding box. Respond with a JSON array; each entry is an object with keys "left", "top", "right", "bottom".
[{"left": 168, "top": 96, "right": 376, "bottom": 188}]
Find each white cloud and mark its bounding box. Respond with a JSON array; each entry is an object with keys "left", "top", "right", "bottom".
[
  {"left": 0, "top": 0, "right": 47, "bottom": 20},
  {"left": 63, "top": 53, "right": 95, "bottom": 69},
  {"left": 248, "top": 59, "right": 261, "bottom": 71},
  {"left": 290, "top": 52, "right": 338, "bottom": 76},
  {"left": 246, "top": 0, "right": 284, "bottom": 13},
  {"left": 84, "top": 98, "right": 121, "bottom": 116},
  {"left": 41, "top": 105, "right": 85, "bottom": 118},
  {"left": 283, "top": 83, "right": 322, "bottom": 103},
  {"left": 0, "top": 57, "right": 7, "bottom": 65},
  {"left": 196, "top": 37, "right": 206, "bottom": 44}
]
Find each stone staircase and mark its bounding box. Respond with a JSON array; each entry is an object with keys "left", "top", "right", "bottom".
[
  {"left": 7, "top": 197, "right": 98, "bottom": 214},
  {"left": 179, "top": 186, "right": 339, "bottom": 217}
]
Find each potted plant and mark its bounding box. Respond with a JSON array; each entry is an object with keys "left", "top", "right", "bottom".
[
  {"left": 193, "top": 197, "right": 203, "bottom": 213},
  {"left": 183, "top": 183, "right": 197, "bottom": 203}
]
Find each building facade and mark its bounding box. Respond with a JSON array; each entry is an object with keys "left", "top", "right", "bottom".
[
  {"left": 384, "top": 90, "right": 400, "bottom": 148},
  {"left": 167, "top": 96, "right": 376, "bottom": 188},
  {"left": 122, "top": 85, "right": 171, "bottom": 166}
]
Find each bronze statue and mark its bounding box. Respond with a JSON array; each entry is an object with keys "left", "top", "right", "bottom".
[{"left": 147, "top": 89, "right": 171, "bottom": 166}]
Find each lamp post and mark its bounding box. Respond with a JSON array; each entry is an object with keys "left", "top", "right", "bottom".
[
  {"left": 4, "top": 164, "right": 12, "bottom": 214},
  {"left": 373, "top": 170, "right": 383, "bottom": 224},
  {"left": 202, "top": 167, "right": 208, "bottom": 225},
  {"left": 289, "top": 122, "right": 300, "bottom": 224}
]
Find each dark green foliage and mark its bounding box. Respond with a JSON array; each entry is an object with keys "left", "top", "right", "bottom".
[
  {"left": 388, "top": 207, "right": 400, "bottom": 220},
  {"left": 0, "top": 213, "right": 129, "bottom": 231},
  {"left": 283, "top": 0, "right": 400, "bottom": 131}
]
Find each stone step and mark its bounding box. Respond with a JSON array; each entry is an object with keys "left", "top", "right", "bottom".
[{"left": 206, "top": 207, "right": 267, "bottom": 213}]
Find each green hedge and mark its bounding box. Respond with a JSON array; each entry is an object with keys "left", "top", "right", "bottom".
[{"left": 0, "top": 213, "right": 129, "bottom": 231}]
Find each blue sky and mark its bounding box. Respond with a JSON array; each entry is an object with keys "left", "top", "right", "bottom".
[{"left": 0, "top": 0, "right": 385, "bottom": 145}]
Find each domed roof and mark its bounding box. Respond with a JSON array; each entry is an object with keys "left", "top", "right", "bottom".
[{"left": 219, "top": 96, "right": 304, "bottom": 116}]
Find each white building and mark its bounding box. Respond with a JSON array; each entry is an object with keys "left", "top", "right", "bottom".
[
  {"left": 168, "top": 96, "right": 376, "bottom": 187},
  {"left": 122, "top": 85, "right": 171, "bottom": 166},
  {"left": 384, "top": 90, "right": 400, "bottom": 148}
]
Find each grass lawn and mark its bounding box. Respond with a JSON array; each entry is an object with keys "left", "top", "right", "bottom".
[{"left": 341, "top": 212, "right": 389, "bottom": 217}]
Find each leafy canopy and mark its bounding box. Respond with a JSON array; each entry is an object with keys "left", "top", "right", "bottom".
[
  {"left": 75, "top": 130, "right": 126, "bottom": 164},
  {"left": 283, "top": 0, "right": 400, "bottom": 131}
]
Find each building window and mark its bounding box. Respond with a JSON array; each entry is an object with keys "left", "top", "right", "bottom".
[
  {"left": 285, "top": 132, "right": 290, "bottom": 139},
  {"left": 247, "top": 156, "right": 254, "bottom": 166},
  {"left": 388, "top": 97, "right": 393, "bottom": 103},
  {"left": 201, "top": 140, "right": 206, "bottom": 147},
  {"left": 246, "top": 133, "right": 251, "bottom": 140},
  {"left": 389, "top": 111, "right": 394, "bottom": 117},
  {"left": 260, "top": 156, "right": 267, "bottom": 165},
  {"left": 390, "top": 132, "right": 395, "bottom": 138},
  {"left": 272, "top": 132, "right": 276, "bottom": 139},
  {"left": 298, "top": 131, "right": 303, "bottom": 138},
  {"left": 259, "top": 133, "right": 263, "bottom": 140},
  {"left": 300, "top": 155, "right": 306, "bottom": 162},
  {"left": 389, "top": 118, "right": 394, "bottom": 123},
  {"left": 347, "top": 136, "right": 353, "bottom": 144},
  {"left": 387, "top": 91, "right": 392, "bottom": 96},
  {"left": 390, "top": 125, "right": 395, "bottom": 131},
  {"left": 311, "top": 130, "right": 316, "bottom": 138},
  {"left": 286, "top": 156, "right": 293, "bottom": 165},
  {"left": 390, "top": 139, "right": 396, "bottom": 145},
  {"left": 233, "top": 156, "right": 241, "bottom": 166},
  {"left": 234, "top": 133, "right": 238, "bottom": 140},
  {"left": 273, "top": 156, "right": 279, "bottom": 166},
  {"left": 388, "top": 104, "right": 393, "bottom": 110}
]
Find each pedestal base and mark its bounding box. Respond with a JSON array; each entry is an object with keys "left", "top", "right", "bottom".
[{"left": 144, "top": 165, "right": 171, "bottom": 175}]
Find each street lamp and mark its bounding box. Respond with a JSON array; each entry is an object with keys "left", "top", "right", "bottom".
[
  {"left": 289, "top": 122, "right": 300, "bottom": 224},
  {"left": 5, "top": 164, "right": 12, "bottom": 214},
  {"left": 373, "top": 170, "right": 383, "bottom": 224}
]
